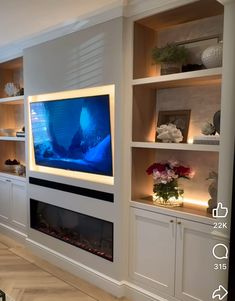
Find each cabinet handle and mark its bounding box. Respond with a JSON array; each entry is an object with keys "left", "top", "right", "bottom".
[
  {"left": 5, "top": 179, "right": 11, "bottom": 182},
  {"left": 177, "top": 221, "right": 182, "bottom": 225},
  {"left": 170, "top": 220, "right": 174, "bottom": 223}
]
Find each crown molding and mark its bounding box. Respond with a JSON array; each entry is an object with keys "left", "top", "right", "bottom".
[
  {"left": 217, "top": 0, "right": 235, "bottom": 4},
  {"left": 123, "top": 0, "right": 197, "bottom": 17},
  {"left": 0, "top": 0, "right": 223, "bottom": 63}
]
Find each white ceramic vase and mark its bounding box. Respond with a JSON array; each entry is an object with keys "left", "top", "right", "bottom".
[{"left": 201, "top": 43, "right": 223, "bottom": 69}]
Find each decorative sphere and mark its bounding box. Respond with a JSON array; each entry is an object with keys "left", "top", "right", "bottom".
[{"left": 201, "top": 43, "right": 223, "bottom": 68}]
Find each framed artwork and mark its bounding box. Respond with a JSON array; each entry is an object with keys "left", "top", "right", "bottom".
[
  {"left": 156, "top": 110, "right": 191, "bottom": 143},
  {"left": 178, "top": 36, "right": 220, "bottom": 65},
  {"left": 0, "top": 290, "right": 5, "bottom": 301}
]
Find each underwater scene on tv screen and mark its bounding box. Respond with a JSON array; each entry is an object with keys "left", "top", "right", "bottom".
[{"left": 30, "top": 95, "right": 113, "bottom": 176}]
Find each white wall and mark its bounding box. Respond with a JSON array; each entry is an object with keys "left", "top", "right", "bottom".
[{"left": 24, "top": 17, "right": 126, "bottom": 282}]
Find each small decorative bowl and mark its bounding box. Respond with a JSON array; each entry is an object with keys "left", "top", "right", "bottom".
[
  {"left": 0, "top": 128, "right": 16, "bottom": 136},
  {"left": 4, "top": 164, "right": 19, "bottom": 173}
]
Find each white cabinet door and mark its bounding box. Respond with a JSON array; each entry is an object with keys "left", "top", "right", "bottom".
[
  {"left": 11, "top": 180, "right": 27, "bottom": 230},
  {"left": 175, "top": 219, "right": 229, "bottom": 301},
  {"left": 0, "top": 177, "right": 10, "bottom": 222},
  {"left": 129, "top": 207, "right": 176, "bottom": 296}
]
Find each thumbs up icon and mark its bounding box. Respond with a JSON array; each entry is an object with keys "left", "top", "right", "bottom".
[{"left": 213, "top": 203, "right": 228, "bottom": 218}]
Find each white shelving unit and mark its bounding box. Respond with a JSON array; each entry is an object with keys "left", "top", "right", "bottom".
[
  {"left": 132, "top": 67, "right": 222, "bottom": 88},
  {"left": 0, "top": 57, "right": 27, "bottom": 237},
  {"left": 0, "top": 136, "right": 25, "bottom": 142},
  {"left": 131, "top": 141, "right": 220, "bottom": 152},
  {"left": 0, "top": 57, "right": 25, "bottom": 179},
  {"left": 130, "top": 1, "right": 224, "bottom": 214},
  {"left": 126, "top": 2, "right": 231, "bottom": 300},
  {"left": 0, "top": 95, "right": 24, "bottom": 105}
]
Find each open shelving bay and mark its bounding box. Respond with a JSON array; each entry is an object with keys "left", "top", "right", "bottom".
[
  {"left": 130, "top": 0, "right": 224, "bottom": 218},
  {"left": 0, "top": 58, "right": 25, "bottom": 179}
]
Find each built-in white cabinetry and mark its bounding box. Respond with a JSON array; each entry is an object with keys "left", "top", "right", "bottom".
[
  {"left": 175, "top": 218, "right": 228, "bottom": 301},
  {"left": 0, "top": 57, "right": 27, "bottom": 237},
  {"left": 0, "top": 175, "right": 27, "bottom": 233},
  {"left": 0, "top": 176, "right": 11, "bottom": 222},
  {"left": 127, "top": 2, "right": 231, "bottom": 300},
  {"left": 129, "top": 207, "right": 176, "bottom": 295},
  {"left": 11, "top": 179, "right": 27, "bottom": 231},
  {"left": 130, "top": 207, "right": 229, "bottom": 301}
]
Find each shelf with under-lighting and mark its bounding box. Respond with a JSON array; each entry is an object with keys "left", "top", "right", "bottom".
[
  {"left": 0, "top": 170, "right": 26, "bottom": 181},
  {"left": 0, "top": 136, "right": 25, "bottom": 142},
  {"left": 132, "top": 68, "right": 222, "bottom": 89},
  {"left": 130, "top": 198, "right": 215, "bottom": 226},
  {"left": 0, "top": 95, "right": 24, "bottom": 104},
  {"left": 131, "top": 142, "right": 220, "bottom": 152}
]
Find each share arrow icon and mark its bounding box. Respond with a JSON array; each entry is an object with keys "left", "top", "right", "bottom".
[{"left": 212, "top": 285, "right": 228, "bottom": 300}]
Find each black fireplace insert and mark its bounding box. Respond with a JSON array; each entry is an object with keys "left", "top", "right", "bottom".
[{"left": 30, "top": 199, "right": 113, "bottom": 261}]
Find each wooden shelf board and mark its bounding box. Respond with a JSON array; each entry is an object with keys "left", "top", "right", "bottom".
[
  {"left": 132, "top": 68, "right": 222, "bottom": 88},
  {"left": 0, "top": 95, "right": 24, "bottom": 104},
  {"left": 130, "top": 198, "right": 215, "bottom": 226},
  {"left": 0, "top": 171, "right": 26, "bottom": 181},
  {"left": 0, "top": 136, "right": 25, "bottom": 142},
  {"left": 0, "top": 57, "right": 23, "bottom": 70},
  {"left": 131, "top": 142, "right": 220, "bottom": 152},
  {"left": 136, "top": 0, "right": 223, "bottom": 31}
]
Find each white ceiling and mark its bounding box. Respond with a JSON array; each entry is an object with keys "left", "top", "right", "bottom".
[{"left": 0, "top": 0, "right": 124, "bottom": 48}]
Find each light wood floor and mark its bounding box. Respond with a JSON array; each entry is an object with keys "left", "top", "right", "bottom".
[{"left": 0, "top": 234, "right": 129, "bottom": 301}]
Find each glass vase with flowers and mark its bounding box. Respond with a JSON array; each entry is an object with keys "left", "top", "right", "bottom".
[{"left": 146, "top": 160, "right": 194, "bottom": 207}]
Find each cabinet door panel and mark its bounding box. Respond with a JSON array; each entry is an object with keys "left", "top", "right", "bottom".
[
  {"left": 0, "top": 177, "right": 10, "bottom": 221},
  {"left": 11, "top": 180, "right": 27, "bottom": 230},
  {"left": 129, "top": 208, "right": 176, "bottom": 295},
  {"left": 175, "top": 219, "right": 228, "bottom": 301}
]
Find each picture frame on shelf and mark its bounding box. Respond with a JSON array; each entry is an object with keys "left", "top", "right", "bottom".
[
  {"left": 178, "top": 36, "right": 220, "bottom": 71},
  {"left": 156, "top": 110, "right": 191, "bottom": 143}
]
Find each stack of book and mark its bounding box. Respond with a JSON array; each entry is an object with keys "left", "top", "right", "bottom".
[
  {"left": 16, "top": 131, "right": 25, "bottom": 137},
  {"left": 193, "top": 135, "right": 220, "bottom": 145}
]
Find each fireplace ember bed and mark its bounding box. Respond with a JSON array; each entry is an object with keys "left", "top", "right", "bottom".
[{"left": 30, "top": 199, "right": 113, "bottom": 261}]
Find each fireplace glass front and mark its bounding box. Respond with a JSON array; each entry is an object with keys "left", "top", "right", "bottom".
[{"left": 30, "top": 199, "right": 113, "bottom": 261}]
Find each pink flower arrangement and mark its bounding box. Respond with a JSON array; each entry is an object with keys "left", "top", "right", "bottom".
[
  {"left": 146, "top": 160, "right": 193, "bottom": 184},
  {"left": 146, "top": 160, "right": 194, "bottom": 206}
]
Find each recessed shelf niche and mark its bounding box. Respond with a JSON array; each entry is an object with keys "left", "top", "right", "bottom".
[
  {"left": 0, "top": 57, "right": 25, "bottom": 178},
  {"left": 131, "top": 148, "right": 218, "bottom": 211},
  {"left": 132, "top": 83, "right": 221, "bottom": 143},
  {"left": 133, "top": 0, "right": 224, "bottom": 79},
  {"left": 0, "top": 57, "right": 23, "bottom": 98}
]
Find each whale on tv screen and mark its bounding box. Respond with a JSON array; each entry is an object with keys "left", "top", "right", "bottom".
[{"left": 30, "top": 95, "right": 113, "bottom": 176}]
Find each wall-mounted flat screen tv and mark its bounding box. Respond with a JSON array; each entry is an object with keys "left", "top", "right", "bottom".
[{"left": 29, "top": 85, "right": 114, "bottom": 180}]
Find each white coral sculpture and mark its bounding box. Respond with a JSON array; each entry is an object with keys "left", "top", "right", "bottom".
[
  {"left": 157, "top": 123, "right": 183, "bottom": 143},
  {"left": 4, "top": 82, "right": 19, "bottom": 97}
]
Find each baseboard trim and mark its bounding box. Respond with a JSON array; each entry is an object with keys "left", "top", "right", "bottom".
[
  {"left": 26, "top": 238, "right": 125, "bottom": 298},
  {"left": 123, "top": 281, "right": 178, "bottom": 301},
  {"left": 25, "top": 238, "right": 176, "bottom": 301},
  {"left": 0, "top": 223, "right": 27, "bottom": 244}
]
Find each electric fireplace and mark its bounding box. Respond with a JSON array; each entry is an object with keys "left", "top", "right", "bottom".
[{"left": 30, "top": 199, "right": 113, "bottom": 261}]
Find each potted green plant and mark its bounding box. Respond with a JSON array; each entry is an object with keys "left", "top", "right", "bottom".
[{"left": 152, "top": 43, "right": 189, "bottom": 75}]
